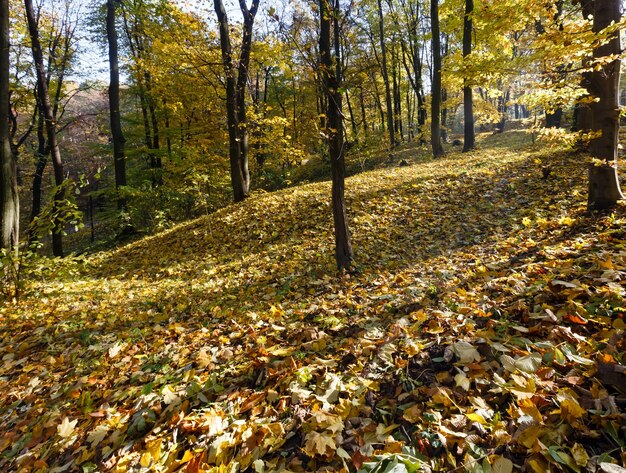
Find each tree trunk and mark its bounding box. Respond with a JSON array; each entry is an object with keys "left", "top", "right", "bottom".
[
  {"left": 137, "top": 87, "right": 152, "bottom": 159},
  {"left": 377, "top": 0, "right": 395, "bottom": 148},
  {"left": 107, "top": 0, "right": 127, "bottom": 208},
  {"left": 319, "top": 0, "right": 353, "bottom": 271},
  {"left": 215, "top": 0, "right": 258, "bottom": 202},
  {"left": 398, "top": 7, "right": 426, "bottom": 144},
  {"left": 430, "top": 0, "right": 444, "bottom": 157},
  {"left": 29, "top": 104, "right": 47, "bottom": 245},
  {"left": 25, "top": 0, "right": 64, "bottom": 257},
  {"left": 345, "top": 90, "right": 359, "bottom": 142},
  {"left": 573, "top": 0, "right": 594, "bottom": 139},
  {"left": 145, "top": 73, "right": 162, "bottom": 186},
  {"left": 122, "top": 11, "right": 161, "bottom": 187},
  {"left": 0, "top": 0, "right": 18, "bottom": 252},
  {"left": 235, "top": 0, "right": 260, "bottom": 194},
  {"left": 462, "top": 0, "right": 475, "bottom": 152},
  {"left": 405, "top": 86, "right": 413, "bottom": 141},
  {"left": 587, "top": 0, "right": 623, "bottom": 210},
  {"left": 371, "top": 71, "right": 385, "bottom": 131},
  {"left": 359, "top": 87, "right": 368, "bottom": 133},
  {"left": 164, "top": 101, "right": 172, "bottom": 159},
  {"left": 215, "top": 0, "right": 246, "bottom": 202},
  {"left": 541, "top": 1, "right": 564, "bottom": 129},
  {"left": 391, "top": 47, "right": 403, "bottom": 141}
]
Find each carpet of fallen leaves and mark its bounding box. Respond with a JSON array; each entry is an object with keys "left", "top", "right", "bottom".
[{"left": 2, "top": 130, "right": 626, "bottom": 473}]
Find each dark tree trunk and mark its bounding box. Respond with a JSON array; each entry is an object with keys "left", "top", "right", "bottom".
[
  {"left": 441, "top": 35, "right": 449, "bottom": 142},
  {"left": 137, "top": 87, "right": 152, "bottom": 158},
  {"left": 145, "top": 73, "right": 162, "bottom": 186},
  {"left": 371, "top": 72, "right": 385, "bottom": 131},
  {"left": 391, "top": 47, "right": 403, "bottom": 140},
  {"left": 405, "top": 86, "right": 413, "bottom": 141},
  {"left": 215, "top": 0, "right": 246, "bottom": 202},
  {"left": 122, "top": 11, "right": 161, "bottom": 187},
  {"left": 359, "top": 87, "right": 368, "bottom": 133},
  {"left": 29, "top": 105, "right": 47, "bottom": 245},
  {"left": 441, "top": 86, "right": 448, "bottom": 142},
  {"left": 494, "top": 86, "right": 508, "bottom": 133},
  {"left": 215, "top": 0, "right": 259, "bottom": 202},
  {"left": 377, "top": 0, "right": 395, "bottom": 148},
  {"left": 543, "top": 0, "right": 564, "bottom": 129},
  {"left": 0, "top": 0, "right": 18, "bottom": 251},
  {"left": 573, "top": 0, "right": 594, "bottom": 138},
  {"left": 545, "top": 108, "right": 562, "bottom": 128},
  {"left": 29, "top": 14, "right": 75, "bottom": 244},
  {"left": 430, "top": 0, "right": 444, "bottom": 157},
  {"left": 25, "top": 0, "right": 64, "bottom": 257},
  {"left": 400, "top": 0, "right": 426, "bottom": 144},
  {"left": 587, "top": 0, "right": 623, "bottom": 210},
  {"left": 235, "top": 0, "right": 260, "bottom": 193},
  {"left": 292, "top": 75, "right": 297, "bottom": 144},
  {"left": 462, "top": 0, "right": 475, "bottom": 152},
  {"left": 106, "top": 0, "right": 127, "bottom": 208},
  {"left": 163, "top": 100, "right": 172, "bottom": 158},
  {"left": 319, "top": 0, "right": 353, "bottom": 271},
  {"left": 345, "top": 90, "right": 359, "bottom": 141}
]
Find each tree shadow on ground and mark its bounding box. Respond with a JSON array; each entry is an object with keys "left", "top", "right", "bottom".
[{"left": 2, "top": 135, "right": 618, "bottom": 472}]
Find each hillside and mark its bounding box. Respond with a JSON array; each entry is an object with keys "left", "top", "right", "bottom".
[{"left": 2, "top": 131, "right": 626, "bottom": 472}]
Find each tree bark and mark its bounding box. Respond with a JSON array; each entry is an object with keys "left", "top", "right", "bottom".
[
  {"left": 29, "top": 104, "right": 47, "bottom": 245},
  {"left": 573, "top": 0, "right": 594, "bottom": 138},
  {"left": 391, "top": 46, "right": 403, "bottom": 140},
  {"left": 29, "top": 11, "right": 76, "bottom": 244},
  {"left": 345, "top": 90, "right": 359, "bottom": 141},
  {"left": 236, "top": 0, "right": 260, "bottom": 194},
  {"left": 0, "top": 0, "right": 19, "bottom": 252},
  {"left": 396, "top": 0, "right": 426, "bottom": 143},
  {"left": 462, "top": 0, "right": 475, "bottom": 152},
  {"left": 319, "top": 0, "right": 353, "bottom": 271},
  {"left": 430, "top": 0, "right": 444, "bottom": 157},
  {"left": 121, "top": 9, "right": 161, "bottom": 186},
  {"left": 215, "top": 0, "right": 259, "bottom": 202},
  {"left": 377, "top": 0, "right": 395, "bottom": 148},
  {"left": 25, "top": 0, "right": 64, "bottom": 256},
  {"left": 544, "top": 0, "right": 564, "bottom": 129},
  {"left": 107, "top": 0, "right": 127, "bottom": 208},
  {"left": 359, "top": 87, "right": 368, "bottom": 134},
  {"left": 587, "top": 0, "right": 623, "bottom": 210},
  {"left": 215, "top": 0, "right": 246, "bottom": 202},
  {"left": 145, "top": 72, "right": 162, "bottom": 186}
]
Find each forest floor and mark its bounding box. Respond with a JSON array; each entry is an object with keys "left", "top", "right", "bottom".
[{"left": 2, "top": 129, "right": 626, "bottom": 473}]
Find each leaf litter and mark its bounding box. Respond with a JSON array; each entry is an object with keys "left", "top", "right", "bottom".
[{"left": 2, "top": 132, "right": 626, "bottom": 472}]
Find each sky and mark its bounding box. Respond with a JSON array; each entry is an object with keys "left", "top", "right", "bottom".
[{"left": 71, "top": 0, "right": 264, "bottom": 83}]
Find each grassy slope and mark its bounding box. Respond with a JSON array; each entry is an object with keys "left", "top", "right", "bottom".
[{"left": 2, "top": 130, "right": 626, "bottom": 472}]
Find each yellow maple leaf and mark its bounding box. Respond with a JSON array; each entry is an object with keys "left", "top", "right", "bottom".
[
  {"left": 571, "top": 443, "right": 589, "bottom": 467},
  {"left": 303, "top": 431, "right": 336, "bottom": 457},
  {"left": 57, "top": 417, "right": 77, "bottom": 439},
  {"left": 561, "top": 398, "right": 586, "bottom": 420}
]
